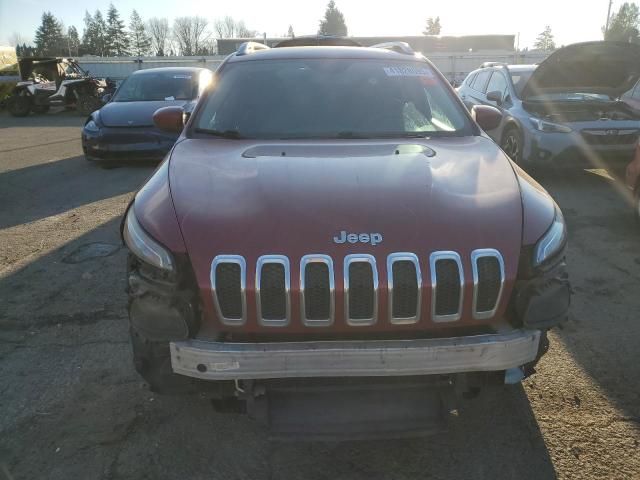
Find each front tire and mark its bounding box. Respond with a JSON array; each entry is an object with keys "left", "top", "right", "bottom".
[
  {"left": 501, "top": 127, "right": 524, "bottom": 164},
  {"left": 7, "top": 94, "right": 31, "bottom": 117}
]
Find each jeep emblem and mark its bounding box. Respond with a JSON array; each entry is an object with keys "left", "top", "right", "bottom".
[{"left": 333, "top": 230, "right": 383, "bottom": 246}]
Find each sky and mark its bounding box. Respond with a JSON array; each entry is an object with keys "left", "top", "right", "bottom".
[{"left": 0, "top": 0, "right": 614, "bottom": 49}]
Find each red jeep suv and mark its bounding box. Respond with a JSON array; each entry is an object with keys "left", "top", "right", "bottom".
[{"left": 122, "top": 40, "right": 570, "bottom": 439}]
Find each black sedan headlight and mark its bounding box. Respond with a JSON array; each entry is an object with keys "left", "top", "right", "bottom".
[
  {"left": 123, "top": 206, "right": 175, "bottom": 272},
  {"left": 84, "top": 119, "right": 100, "bottom": 133}
]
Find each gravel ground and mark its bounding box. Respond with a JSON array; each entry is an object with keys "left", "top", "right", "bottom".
[{"left": 0, "top": 111, "right": 638, "bottom": 480}]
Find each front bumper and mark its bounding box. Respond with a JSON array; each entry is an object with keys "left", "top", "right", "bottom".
[
  {"left": 82, "top": 127, "right": 177, "bottom": 161},
  {"left": 170, "top": 329, "right": 541, "bottom": 381},
  {"left": 524, "top": 126, "right": 637, "bottom": 165}
]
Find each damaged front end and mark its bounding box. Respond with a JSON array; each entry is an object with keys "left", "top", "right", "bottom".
[{"left": 523, "top": 99, "right": 640, "bottom": 123}]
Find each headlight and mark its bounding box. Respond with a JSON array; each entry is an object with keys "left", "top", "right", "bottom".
[
  {"left": 123, "top": 206, "right": 174, "bottom": 271},
  {"left": 534, "top": 205, "right": 567, "bottom": 267},
  {"left": 84, "top": 119, "right": 100, "bottom": 133},
  {"left": 529, "top": 118, "right": 572, "bottom": 133}
]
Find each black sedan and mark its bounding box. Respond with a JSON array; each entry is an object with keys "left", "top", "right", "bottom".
[{"left": 82, "top": 67, "right": 212, "bottom": 163}]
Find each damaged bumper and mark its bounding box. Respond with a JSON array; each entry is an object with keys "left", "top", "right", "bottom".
[{"left": 170, "top": 329, "right": 541, "bottom": 381}]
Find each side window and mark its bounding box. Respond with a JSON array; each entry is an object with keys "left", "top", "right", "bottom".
[
  {"left": 471, "top": 70, "right": 491, "bottom": 93},
  {"left": 465, "top": 72, "right": 477, "bottom": 87},
  {"left": 486, "top": 71, "right": 508, "bottom": 97},
  {"left": 632, "top": 81, "right": 640, "bottom": 100}
]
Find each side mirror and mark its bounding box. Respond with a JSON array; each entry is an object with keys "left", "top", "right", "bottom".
[
  {"left": 153, "top": 106, "right": 185, "bottom": 133},
  {"left": 471, "top": 105, "right": 502, "bottom": 131},
  {"left": 102, "top": 93, "right": 112, "bottom": 104},
  {"left": 486, "top": 90, "right": 503, "bottom": 105}
]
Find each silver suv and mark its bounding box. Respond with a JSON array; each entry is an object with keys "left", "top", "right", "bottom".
[{"left": 457, "top": 42, "right": 640, "bottom": 167}]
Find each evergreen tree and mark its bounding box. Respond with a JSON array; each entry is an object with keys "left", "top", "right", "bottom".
[
  {"left": 106, "top": 4, "right": 130, "bottom": 56},
  {"left": 93, "top": 10, "right": 108, "bottom": 56},
  {"left": 287, "top": 25, "right": 295, "bottom": 38},
  {"left": 17, "top": 43, "right": 36, "bottom": 57},
  {"left": 318, "top": 1, "right": 348, "bottom": 36},
  {"left": 534, "top": 25, "right": 556, "bottom": 51},
  {"left": 129, "top": 10, "right": 151, "bottom": 56},
  {"left": 34, "top": 12, "right": 65, "bottom": 56},
  {"left": 81, "top": 11, "right": 95, "bottom": 55},
  {"left": 67, "top": 26, "right": 80, "bottom": 57},
  {"left": 423, "top": 17, "right": 442, "bottom": 35},
  {"left": 604, "top": 2, "right": 640, "bottom": 43}
]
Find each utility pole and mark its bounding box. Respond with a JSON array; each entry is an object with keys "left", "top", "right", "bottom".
[{"left": 605, "top": 0, "right": 613, "bottom": 38}]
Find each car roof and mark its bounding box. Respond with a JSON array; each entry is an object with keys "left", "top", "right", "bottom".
[
  {"left": 226, "top": 46, "right": 425, "bottom": 63},
  {"left": 130, "top": 67, "right": 206, "bottom": 76},
  {"left": 506, "top": 64, "right": 537, "bottom": 72}
]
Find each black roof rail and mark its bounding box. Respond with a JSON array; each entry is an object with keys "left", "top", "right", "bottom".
[
  {"left": 370, "top": 41, "right": 415, "bottom": 55},
  {"left": 479, "top": 61, "right": 509, "bottom": 69},
  {"left": 236, "top": 41, "right": 270, "bottom": 56},
  {"left": 274, "top": 36, "right": 362, "bottom": 48}
]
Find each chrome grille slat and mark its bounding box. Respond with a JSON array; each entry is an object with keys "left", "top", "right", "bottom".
[
  {"left": 471, "top": 249, "right": 505, "bottom": 320},
  {"left": 210, "top": 255, "right": 247, "bottom": 326},
  {"left": 300, "top": 254, "right": 335, "bottom": 327},
  {"left": 211, "top": 251, "right": 502, "bottom": 327},
  {"left": 430, "top": 252, "right": 464, "bottom": 323},
  {"left": 344, "top": 254, "right": 378, "bottom": 326},
  {"left": 256, "top": 255, "right": 291, "bottom": 327},
  {"left": 387, "top": 253, "right": 422, "bottom": 324}
]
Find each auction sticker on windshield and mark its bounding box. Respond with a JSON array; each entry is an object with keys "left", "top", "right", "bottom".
[{"left": 383, "top": 66, "right": 434, "bottom": 77}]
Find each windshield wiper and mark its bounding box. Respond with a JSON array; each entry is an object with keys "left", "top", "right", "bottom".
[
  {"left": 194, "top": 128, "right": 245, "bottom": 139},
  {"left": 337, "top": 131, "right": 432, "bottom": 139}
]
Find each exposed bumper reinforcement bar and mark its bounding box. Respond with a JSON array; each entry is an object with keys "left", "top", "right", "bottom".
[{"left": 170, "top": 329, "right": 541, "bottom": 380}]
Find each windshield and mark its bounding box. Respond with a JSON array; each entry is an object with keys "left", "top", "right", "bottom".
[
  {"left": 510, "top": 69, "right": 534, "bottom": 97},
  {"left": 194, "top": 59, "right": 471, "bottom": 139},
  {"left": 113, "top": 72, "right": 197, "bottom": 102}
]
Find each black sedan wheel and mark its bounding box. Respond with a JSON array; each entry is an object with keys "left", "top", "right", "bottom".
[{"left": 501, "top": 127, "right": 523, "bottom": 163}]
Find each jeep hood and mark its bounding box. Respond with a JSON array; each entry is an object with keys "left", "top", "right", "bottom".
[
  {"left": 99, "top": 100, "right": 189, "bottom": 127},
  {"left": 168, "top": 136, "right": 524, "bottom": 324},
  {"left": 521, "top": 41, "right": 640, "bottom": 100}
]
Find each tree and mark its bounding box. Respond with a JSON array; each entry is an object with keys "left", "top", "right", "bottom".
[
  {"left": 604, "top": 2, "right": 640, "bottom": 43},
  {"left": 534, "top": 25, "right": 556, "bottom": 51},
  {"left": 80, "top": 11, "right": 94, "bottom": 55},
  {"left": 80, "top": 10, "right": 107, "bottom": 56},
  {"left": 287, "top": 25, "right": 295, "bottom": 38},
  {"left": 236, "top": 21, "right": 258, "bottom": 38},
  {"left": 318, "top": 1, "right": 348, "bottom": 36},
  {"left": 213, "top": 16, "right": 257, "bottom": 38},
  {"left": 129, "top": 10, "right": 151, "bottom": 56},
  {"left": 16, "top": 43, "right": 37, "bottom": 57},
  {"left": 147, "top": 17, "right": 170, "bottom": 56},
  {"left": 93, "top": 10, "right": 108, "bottom": 55},
  {"left": 106, "top": 3, "right": 129, "bottom": 56},
  {"left": 173, "top": 16, "right": 208, "bottom": 55},
  {"left": 423, "top": 17, "right": 441, "bottom": 35},
  {"left": 67, "top": 26, "right": 80, "bottom": 57},
  {"left": 34, "top": 12, "right": 66, "bottom": 56}
]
